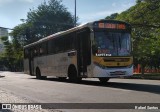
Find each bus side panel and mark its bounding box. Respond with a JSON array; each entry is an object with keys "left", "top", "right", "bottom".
[
  {"left": 67, "top": 50, "right": 78, "bottom": 76},
  {"left": 33, "top": 57, "right": 38, "bottom": 76},
  {"left": 47, "top": 54, "right": 61, "bottom": 76},
  {"left": 24, "top": 59, "right": 29, "bottom": 74},
  {"left": 46, "top": 54, "right": 56, "bottom": 76},
  {"left": 36, "top": 56, "right": 48, "bottom": 76},
  {"left": 46, "top": 51, "right": 77, "bottom": 77},
  {"left": 56, "top": 52, "right": 69, "bottom": 77},
  {"left": 47, "top": 52, "right": 73, "bottom": 77},
  {"left": 86, "top": 65, "right": 93, "bottom": 78},
  {"left": 47, "top": 53, "right": 65, "bottom": 77}
]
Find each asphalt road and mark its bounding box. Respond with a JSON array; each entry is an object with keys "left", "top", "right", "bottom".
[{"left": 0, "top": 71, "right": 160, "bottom": 112}]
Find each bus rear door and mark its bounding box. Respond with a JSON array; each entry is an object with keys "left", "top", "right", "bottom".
[{"left": 29, "top": 48, "right": 34, "bottom": 75}]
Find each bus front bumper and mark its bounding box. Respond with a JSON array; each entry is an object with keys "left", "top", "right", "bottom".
[{"left": 93, "top": 65, "right": 133, "bottom": 78}]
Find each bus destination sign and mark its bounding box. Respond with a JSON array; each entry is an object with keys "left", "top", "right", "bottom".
[{"left": 96, "top": 23, "right": 126, "bottom": 29}]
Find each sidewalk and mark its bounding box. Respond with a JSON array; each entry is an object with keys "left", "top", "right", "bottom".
[{"left": 0, "top": 89, "right": 61, "bottom": 112}]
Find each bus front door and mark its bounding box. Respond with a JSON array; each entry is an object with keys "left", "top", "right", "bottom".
[{"left": 77, "top": 29, "right": 91, "bottom": 77}]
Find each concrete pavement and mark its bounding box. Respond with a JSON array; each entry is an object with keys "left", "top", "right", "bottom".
[{"left": 0, "top": 72, "right": 160, "bottom": 112}]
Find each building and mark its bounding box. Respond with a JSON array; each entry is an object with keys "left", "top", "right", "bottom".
[
  {"left": 0, "top": 28, "right": 8, "bottom": 37},
  {"left": 0, "top": 28, "right": 8, "bottom": 53}
]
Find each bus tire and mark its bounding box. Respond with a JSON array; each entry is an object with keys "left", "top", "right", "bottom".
[
  {"left": 99, "top": 78, "right": 110, "bottom": 84},
  {"left": 36, "top": 68, "right": 46, "bottom": 79},
  {"left": 68, "top": 66, "right": 81, "bottom": 82}
]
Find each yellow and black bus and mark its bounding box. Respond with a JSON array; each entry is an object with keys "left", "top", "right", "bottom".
[{"left": 24, "top": 19, "right": 133, "bottom": 83}]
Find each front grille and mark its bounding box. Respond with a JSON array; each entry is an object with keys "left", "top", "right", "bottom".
[
  {"left": 110, "top": 71, "right": 126, "bottom": 75},
  {"left": 103, "top": 58, "right": 130, "bottom": 62},
  {"left": 106, "top": 66, "right": 128, "bottom": 68}
]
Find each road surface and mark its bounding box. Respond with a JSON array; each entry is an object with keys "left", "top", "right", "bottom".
[{"left": 0, "top": 71, "right": 160, "bottom": 112}]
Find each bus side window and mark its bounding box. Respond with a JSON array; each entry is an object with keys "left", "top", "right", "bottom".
[
  {"left": 24, "top": 49, "right": 29, "bottom": 59},
  {"left": 48, "top": 39, "right": 55, "bottom": 54},
  {"left": 54, "top": 39, "right": 59, "bottom": 53},
  {"left": 37, "top": 45, "right": 40, "bottom": 56},
  {"left": 63, "top": 37, "right": 67, "bottom": 51},
  {"left": 33, "top": 47, "right": 36, "bottom": 57},
  {"left": 34, "top": 45, "right": 40, "bottom": 57},
  {"left": 70, "top": 33, "right": 76, "bottom": 50},
  {"left": 60, "top": 37, "right": 65, "bottom": 52},
  {"left": 55, "top": 37, "right": 64, "bottom": 53},
  {"left": 64, "top": 35, "right": 69, "bottom": 51},
  {"left": 29, "top": 48, "right": 34, "bottom": 59},
  {"left": 39, "top": 44, "right": 43, "bottom": 55},
  {"left": 64, "top": 34, "right": 71, "bottom": 51},
  {"left": 40, "top": 42, "right": 47, "bottom": 56},
  {"left": 64, "top": 33, "right": 76, "bottom": 51}
]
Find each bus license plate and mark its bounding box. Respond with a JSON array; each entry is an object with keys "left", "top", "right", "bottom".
[{"left": 110, "top": 71, "right": 126, "bottom": 75}]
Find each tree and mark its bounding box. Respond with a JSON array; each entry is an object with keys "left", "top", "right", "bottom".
[
  {"left": 116, "top": 0, "right": 160, "bottom": 75},
  {"left": 4, "top": 0, "right": 76, "bottom": 71},
  {"left": 0, "top": 35, "right": 24, "bottom": 71},
  {"left": 25, "top": 0, "right": 75, "bottom": 43},
  {"left": 105, "top": 13, "right": 118, "bottom": 20},
  {"left": 0, "top": 36, "right": 14, "bottom": 71},
  {"left": 12, "top": 0, "right": 76, "bottom": 45}
]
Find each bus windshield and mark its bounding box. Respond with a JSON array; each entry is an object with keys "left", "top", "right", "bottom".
[{"left": 94, "top": 31, "right": 131, "bottom": 56}]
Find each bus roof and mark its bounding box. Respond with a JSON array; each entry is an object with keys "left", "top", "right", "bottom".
[
  {"left": 24, "top": 19, "right": 130, "bottom": 48},
  {"left": 24, "top": 22, "right": 90, "bottom": 48}
]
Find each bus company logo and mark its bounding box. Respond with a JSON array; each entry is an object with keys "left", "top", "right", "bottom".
[
  {"left": 96, "top": 53, "right": 111, "bottom": 57},
  {"left": 2, "top": 104, "right": 11, "bottom": 109},
  {"left": 96, "top": 49, "right": 111, "bottom": 56}
]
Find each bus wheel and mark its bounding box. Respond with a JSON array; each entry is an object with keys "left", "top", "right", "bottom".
[
  {"left": 36, "top": 68, "right": 46, "bottom": 79},
  {"left": 99, "top": 78, "right": 110, "bottom": 84},
  {"left": 68, "top": 66, "right": 82, "bottom": 82}
]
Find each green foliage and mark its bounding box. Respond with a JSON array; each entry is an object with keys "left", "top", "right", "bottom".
[
  {"left": 105, "top": 13, "right": 119, "bottom": 20},
  {"left": 115, "top": 0, "right": 160, "bottom": 74},
  {"left": 116, "top": 0, "right": 160, "bottom": 26},
  {"left": 1, "top": 0, "right": 76, "bottom": 71},
  {"left": 12, "top": 0, "right": 75, "bottom": 44},
  {"left": 0, "top": 36, "right": 23, "bottom": 71}
]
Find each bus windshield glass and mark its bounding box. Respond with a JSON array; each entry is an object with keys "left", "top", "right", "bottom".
[{"left": 94, "top": 31, "right": 131, "bottom": 56}]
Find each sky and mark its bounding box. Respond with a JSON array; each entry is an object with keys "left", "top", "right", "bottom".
[{"left": 0, "top": 0, "right": 136, "bottom": 29}]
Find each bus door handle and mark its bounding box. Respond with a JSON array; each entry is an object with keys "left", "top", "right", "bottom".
[{"left": 68, "top": 51, "right": 76, "bottom": 56}]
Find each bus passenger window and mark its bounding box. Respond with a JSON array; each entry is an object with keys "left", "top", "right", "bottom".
[
  {"left": 33, "top": 46, "right": 39, "bottom": 57},
  {"left": 24, "top": 49, "right": 29, "bottom": 59},
  {"left": 48, "top": 40, "right": 54, "bottom": 54},
  {"left": 39, "top": 43, "right": 47, "bottom": 55},
  {"left": 40, "top": 47, "right": 43, "bottom": 55}
]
